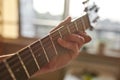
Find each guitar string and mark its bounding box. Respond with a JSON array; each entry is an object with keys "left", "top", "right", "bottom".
[
  {"left": 2, "top": 15, "right": 87, "bottom": 69},
  {"left": 1, "top": 49, "right": 50, "bottom": 78},
  {"left": 33, "top": 46, "right": 56, "bottom": 60},
  {"left": 2, "top": 50, "right": 38, "bottom": 77},
  {"left": 81, "top": 15, "right": 86, "bottom": 32},
  {"left": 3, "top": 44, "right": 56, "bottom": 77},
  {"left": 0, "top": 14, "right": 88, "bottom": 77},
  {"left": 5, "top": 51, "right": 48, "bottom": 77},
  {"left": 18, "top": 49, "right": 41, "bottom": 74},
  {"left": 18, "top": 15, "right": 87, "bottom": 68},
  {"left": 5, "top": 39, "right": 56, "bottom": 66},
  {"left": 2, "top": 14, "right": 87, "bottom": 65},
  {"left": 2, "top": 30, "right": 86, "bottom": 78},
  {"left": 0, "top": 73, "right": 13, "bottom": 80},
  {"left": 0, "top": 63, "right": 13, "bottom": 79},
  {"left": 3, "top": 60, "right": 25, "bottom": 79},
  {"left": 17, "top": 45, "right": 55, "bottom": 74}
]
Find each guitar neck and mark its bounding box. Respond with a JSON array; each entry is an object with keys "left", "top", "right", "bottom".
[{"left": 0, "top": 13, "right": 91, "bottom": 80}]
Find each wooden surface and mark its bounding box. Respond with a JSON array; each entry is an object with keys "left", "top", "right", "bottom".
[{"left": 67, "top": 53, "right": 120, "bottom": 80}]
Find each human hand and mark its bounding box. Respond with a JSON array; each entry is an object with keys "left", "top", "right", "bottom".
[{"left": 33, "top": 17, "right": 91, "bottom": 77}]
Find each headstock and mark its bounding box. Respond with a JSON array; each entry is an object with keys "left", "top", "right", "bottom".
[{"left": 82, "top": 0, "right": 99, "bottom": 30}]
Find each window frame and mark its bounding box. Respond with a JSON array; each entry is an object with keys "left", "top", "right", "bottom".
[{"left": 18, "top": 0, "right": 70, "bottom": 38}]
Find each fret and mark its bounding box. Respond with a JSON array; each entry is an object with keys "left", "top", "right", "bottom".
[
  {"left": 40, "top": 40, "right": 50, "bottom": 62},
  {"left": 59, "top": 25, "right": 72, "bottom": 54},
  {"left": 29, "top": 46, "right": 40, "bottom": 69},
  {"left": 59, "top": 25, "right": 70, "bottom": 38},
  {"left": 66, "top": 25, "right": 71, "bottom": 34},
  {"left": 49, "top": 35, "right": 58, "bottom": 55},
  {"left": 19, "top": 47, "right": 39, "bottom": 76},
  {"left": 58, "top": 29, "right": 62, "bottom": 38},
  {"left": 81, "top": 17, "right": 86, "bottom": 31},
  {"left": 0, "top": 61, "right": 13, "bottom": 80},
  {"left": 17, "top": 53, "right": 30, "bottom": 78},
  {"left": 73, "top": 21, "right": 79, "bottom": 31},
  {"left": 41, "top": 35, "right": 57, "bottom": 61},
  {"left": 50, "top": 30, "right": 69, "bottom": 55},
  {"left": 4, "top": 60, "right": 16, "bottom": 80},
  {"left": 82, "top": 14, "right": 91, "bottom": 29},
  {"left": 0, "top": 13, "right": 91, "bottom": 80},
  {"left": 74, "top": 17, "right": 84, "bottom": 32},
  {"left": 6, "top": 54, "right": 28, "bottom": 80},
  {"left": 50, "top": 30, "right": 62, "bottom": 55},
  {"left": 67, "top": 22, "right": 77, "bottom": 33},
  {"left": 30, "top": 40, "right": 48, "bottom": 68},
  {"left": 50, "top": 30, "right": 61, "bottom": 41}
]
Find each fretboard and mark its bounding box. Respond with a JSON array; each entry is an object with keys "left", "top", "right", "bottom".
[{"left": 0, "top": 14, "right": 91, "bottom": 80}]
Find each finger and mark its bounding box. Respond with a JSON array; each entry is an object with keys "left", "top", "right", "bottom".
[
  {"left": 78, "top": 32, "right": 91, "bottom": 43},
  {"left": 50, "top": 16, "right": 71, "bottom": 33},
  {"left": 65, "top": 34, "right": 85, "bottom": 48},
  {"left": 57, "top": 38, "right": 79, "bottom": 54}
]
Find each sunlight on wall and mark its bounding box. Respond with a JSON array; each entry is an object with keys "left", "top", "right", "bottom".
[
  {"left": 2, "top": 24, "right": 18, "bottom": 39},
  {"left": 0, "top": 24, "right": 2, "bottom": 36},
  {"left": 1, "top": 0, "right": 18, "bottom": 39},
  {"left": 3, "top": 0, "right": 18, "bottom": 22}
]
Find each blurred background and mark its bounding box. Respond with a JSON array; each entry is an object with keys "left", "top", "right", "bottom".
[{"left": 0, "top": 0, "right": 120, "bottom": 80}]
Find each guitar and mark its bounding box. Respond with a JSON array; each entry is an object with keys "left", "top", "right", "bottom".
[
  {"left": 1, "top": 0, "right": 100, "bottom": 78},
  {"left": 0, "top": 13, "right": 92, "bottom": 80}
]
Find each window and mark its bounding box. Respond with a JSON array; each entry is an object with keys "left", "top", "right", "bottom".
[
  {"left": 95, "top": 30, "right": 120, "bottom": 52},
  {"left": 69, "top": 0, "right": 84, "bottom": 18},
  {"left": 19, "top": 0, "right": 86, "bottom": 38},
  {"left": 20, "top": 0, "right": 64, "bottom": 38}
]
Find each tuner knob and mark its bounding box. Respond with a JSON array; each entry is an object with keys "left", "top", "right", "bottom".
[
  {"left": 89, "top": 4, "right": 97, "bottom": 11},
  {"left": 89, "top": 26, "right": 94, "bottom": 31},
  {"left": 92, "top": 16, "right": 99, "bottom": 23},
  {"left": 95, "top": 7, "right": 99, "bottom": 12},
  {"left": 82, "top": 0, "right": 89, "bottom": 4},
  {"left": 84, "top": 7, "right": 88, "bottom": 12}
]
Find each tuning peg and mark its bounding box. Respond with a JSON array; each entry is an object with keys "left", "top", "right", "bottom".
[
  {"left": 92, "top": 16, "right": 99, "bottom": 23},
  {"left": 89, "top": 4, "right": 97, "bottom": 11},
  {"left": 89, "top": 26, "right": 94, "bottom": 31},
  {"left": 84, "top": 7, "right": 88, "bottom": 12},
  {"left": 95, "top": 7, "right": 99, "bottom": 12},
  {"left": 82, "top": 0, "right": 89, "bottom": 4}
]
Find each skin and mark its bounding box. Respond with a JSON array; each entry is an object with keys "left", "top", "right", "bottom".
[
  {"left": 0, "top": 16, "right": 91, "bottom": 79},
  {"left": 32, "top": 16, "right": 91, "bottom": 77}
]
